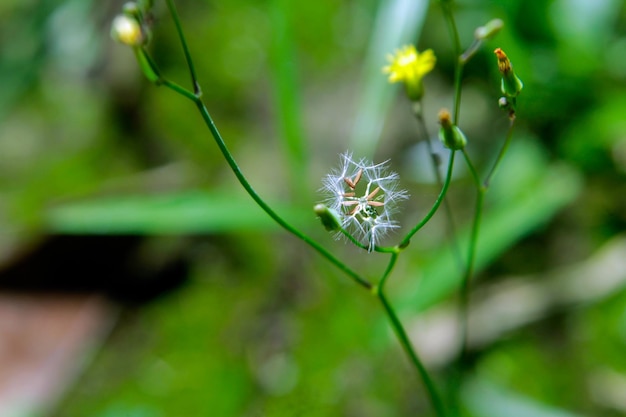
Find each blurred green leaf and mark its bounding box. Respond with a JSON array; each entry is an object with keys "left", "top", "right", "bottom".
[
  {"left": 463, "top": 377, "right": 584, "bottom": 417},
  {"left": 45, "top": 191, "right": 310, "bottom": 234},
  {"left": 269, "top": 0, "right": 307, "bottom": 192},
  {"left": 559, "top": 93, "right": 626, "bottom": 172},
  {"left": 397, "top": 139, "right": 583, "bottom": 312}
]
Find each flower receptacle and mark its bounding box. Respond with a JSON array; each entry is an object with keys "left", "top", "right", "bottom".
[{"left": 314, "top": 204, "right": 342, "bottom": 232}]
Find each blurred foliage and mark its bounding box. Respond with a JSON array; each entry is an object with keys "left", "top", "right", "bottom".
[{"left": 1, "top": 0, "right": 625, "bottom": 416}]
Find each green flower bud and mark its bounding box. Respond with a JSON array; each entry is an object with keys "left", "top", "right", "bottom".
[
  {"left": 438, "top": 109, "right": 467, "bottom": 150},
  {"left": 474, "top": 19, "right": 504, "bottom": 41},
  {"left": 494, "top": 48, "right": 523, "bottom": 98},
  {"left": 314, "top": 204, "right": 342, "bottom": 232}
]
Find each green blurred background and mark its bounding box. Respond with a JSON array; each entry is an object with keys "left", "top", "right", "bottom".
[{"left": 1, "top": 0, "right": 626, "bottom": 416}]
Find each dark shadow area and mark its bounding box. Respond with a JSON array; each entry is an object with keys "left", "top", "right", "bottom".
[{"left": 0, "top": 235, "right": 189, "bottom": 304}]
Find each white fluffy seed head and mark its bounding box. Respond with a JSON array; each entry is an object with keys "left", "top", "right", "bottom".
[{"left": 320, "top": 152, "right": 408, "bottom": 250}]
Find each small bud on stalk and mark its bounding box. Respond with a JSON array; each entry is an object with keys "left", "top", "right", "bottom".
[
  {"left": 475, "top": 19, "right": 504, "bottom": 41},
  {"left": 314, "top": 204, "right": 342, "bottom": 232},
  {"left": 438, "top": 109, "right": 467, "bottom": 150},
  {"left": 494, "top": 48, "right": 523, "bottom": 98},
  {"left": 110, "top": 14, "right": 145, "bottom": 47}
]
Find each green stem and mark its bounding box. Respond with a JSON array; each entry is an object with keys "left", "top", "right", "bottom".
[
  {"left": 159, "top": 2, "right": 373, "bottom": 290},
  {"left": 460, "top": 118, "right": 516, "bottom": 358},
  {"left": 338, "top": 228, "right": 399, "bottom": 254},
  {"left": 399, "top": 150, "right": 456, "bottom": 248},
  {"left": 452, "top": 61, "right": 464, "bottom": 126},
  {"left": 458, "top": 149, "right": 482, "bottom": 361},
  {"left": 161, "top": 79, "right": 196, "bottom": 100},
  {"left": 146, "top": 74, "right": 371, "bottom": 291},
  {"left": 483, "top": 117, "right": 516, "bottom": 188},
  {"left": 413, "top": 104, "right": 464, "bottom": 273},
  {"left": 440, "top": 3, "right": 463, "bottom": 124},
  {"left": 376, "top": 285, "right": 447, "bottom": 417},
  {"left": 376, "top": 253, "right": 441, "bottom": 412},
  {"left": 413, "top": 103, "right": 446, "bottom": 188},
  {"left": 194, "top": 98, "right": 373, "bottom": 290},
  {"left": 460, "top": 39, "right": 483, "bottom": 64},
  {"left": 164, "top": 0, "right": 201, "bottom": 96},
  {"left": 461, "top": 149, "right": 481, "bottom": 188},
  {"left": 378, "top": 252, "right": 398, "bottom": 289},
  {"left": 156, "top": 6, "right": 446, "bottom": 416},
  {"left": 459, "top": 186, "right": 483, "bottom": 360}
]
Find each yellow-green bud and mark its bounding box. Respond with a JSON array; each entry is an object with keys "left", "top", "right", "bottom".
[
  {"left": 494, "top": 48, "right": 523, "bottom": 98},
  {"left": 474, "top": 19, "right": 504, "bottom": 41},
  {"left": 111, "top": 14, "right": 145, "bottom": 47},
  {"left": 438, "top": 109, "right": 467, "bottom": 150},
  {"left": 314, "top": 204, "right": 342, "bottom": 232}
]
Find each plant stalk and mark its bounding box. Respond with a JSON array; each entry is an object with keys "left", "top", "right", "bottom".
[
  {"left": 400, "top": 150, "right": 456, "bottom": 248},
  {"left": 377, "top": 286, "right": 447, "bottom": 417}
]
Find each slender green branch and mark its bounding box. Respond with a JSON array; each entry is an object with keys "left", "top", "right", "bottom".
[
  {"left": 339, "top": 228, "right": 370, "bottom": 251},
  {"left": 157, "top": 1, "right": 374, "bottom": 290},
  {"left": 459, "top": 187, "right": 484, "bottom": 359},
  {"left": 195, "top": 99, "right": 373, "bottom": 290},
  {"left": 375, "top": 246, "right": 444, "bottom": 415},
  {"left": 145, "top": 76, "right": 369, "bottom": 290},
  {"left": 440, "top": 3, "right": 463, "bottom": 124},
  {"left": 457, "top": 147, "right": 481, "bottom": 360},
  {"left": 378, "top": 252, "right": 398, "bottom": 289},
  {"left": 484, "top": 116, "right": 516, "bottom": 188},
  {"left": 337, "top": 228, "right": 399, "bottom": 254},
  {"left": 339, "top": 228, "right": 398, "bottom": 253},
  {"left": 164, "top": 0, "right": 201, "bottom": 96},
  {"left": 161, "top": 78, "right": 196, "bottom": 100},
  {"left": 418, "top": 123, "right": 443, "bottom": 186},
  {"left": 452, "top": 61, "right": 464, "bottom": 126},
  {"left": 399, "top": 150, "right": 456, "bottom": 248},
  {"left": 461, "top": 149, "right": 481, "bottom": 188},
  {"left": 441, "top": 2, "right": 462, "bottom": 58},
  {"left": 153, "top": 7, "right": 449, "bottom": 417},
  {"left": 413, "top": 103, "right": 447, "bottom": 189},
  {"left": 460, "top": 39, "right": 483, "bottom": 64},
  {"left": 413, "top": 104, "right": 464, "bottom": 272},
  {"left": 460, "top": 118, "right": 516, "bottom": 357},
  {"left": 374, "top": 245, "right": 401, "bottom": 254},
  {"left": 377, "top": 287, "right": 447, "bottom": 417},
  {"left": 376, "top": 251, "right": 443, "bottom": 415}
]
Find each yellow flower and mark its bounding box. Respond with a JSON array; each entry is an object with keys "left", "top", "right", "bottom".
[{"left": 383, "top": 45, "right": 436, "bottom": 101}]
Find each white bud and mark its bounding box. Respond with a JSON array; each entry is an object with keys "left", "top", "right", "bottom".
[{"left": 111, "top": 14, "right": 144, "bottom": 47}]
